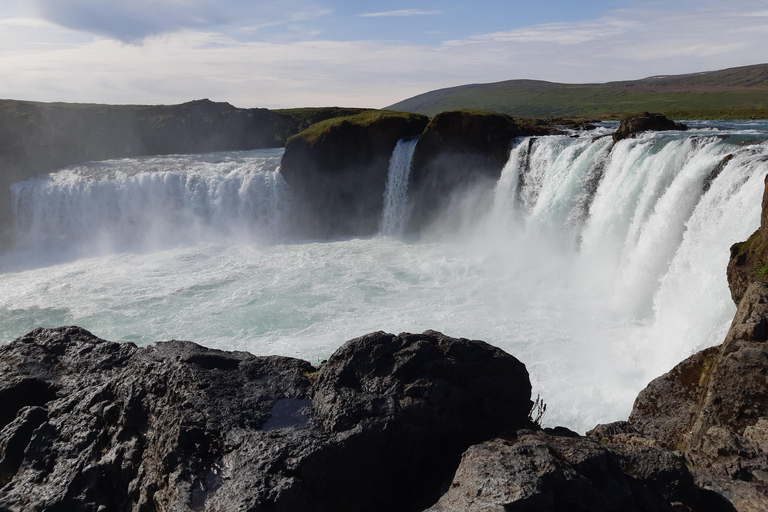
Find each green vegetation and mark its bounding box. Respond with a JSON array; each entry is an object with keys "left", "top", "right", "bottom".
[
  {"left": 272, "top": 107, "right": 373, "bottom": 142},
  {"left": 288, "top": 109, "right": 428, "bottom": 145},
  {"left": 387, "top": 64, "right": 768, "bottom": 120},
  {"left": 752, "top": 263, "right": 768, "bottom": 281}
]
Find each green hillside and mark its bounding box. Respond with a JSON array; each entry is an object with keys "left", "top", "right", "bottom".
[{"left": 386, "top": 64, "right": 768, "bottom": 119}]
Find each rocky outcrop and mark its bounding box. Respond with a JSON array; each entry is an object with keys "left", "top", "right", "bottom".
[
  {"left": 0, "top": 327, "right": 531, "bottom": 512},
  {"left": 628, "top": 345, "right": 721, "bottom": 451},
  {"left": 279, "top": 110, "right": 429, "bottom": 237},
  {"left": 622, "top": 281, "right": 768, "bottom": 510},
  {"left": 427, "top": 429, "right": 731, "bottom": 512},
  {"left": 405, "top": 110, "right": 554, "bottom": 233},
  {"left": 727, "top": 174, "right": 768, "bottom": 304},
  {"left": 612, "top": 112, "right": 687, "bottom": 143}
]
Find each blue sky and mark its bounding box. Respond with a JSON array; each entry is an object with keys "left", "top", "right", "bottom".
[{"left": 1, "top": 0, "right": 767, "bottom": 108}]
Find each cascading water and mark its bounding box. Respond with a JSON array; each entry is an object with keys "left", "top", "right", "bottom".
[
  {"left": 2, "top": 122, "right": 768, "bottom": 433},
  {"left": 379, "top": 137, "right": 418, "bottom": 236},
  {"left": 10, "top": 149, "right": 286, "bottom": 257}
]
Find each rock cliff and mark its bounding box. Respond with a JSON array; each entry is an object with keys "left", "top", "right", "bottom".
[{"left": 279, "top": 110, "right": 429, "bottom": 237}]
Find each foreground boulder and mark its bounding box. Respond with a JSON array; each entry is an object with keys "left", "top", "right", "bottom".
[
  {"left": 0, "top": 327, "right": 531, "bottom": 512},
  {"left": 612, "top": 112, "right": 687, "bottom": 143},
  {"left": 428, "top": 429, "right": 731, "bottom": 512},
  {"left": 279, "top": 110, "right": 429, "bottom": 237}
]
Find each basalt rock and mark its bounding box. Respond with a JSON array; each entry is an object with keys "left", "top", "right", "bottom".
[
  {"left": 279, "top": 110, "right": 429, "bottom": 238},
  {"left": 612, "top": 112, "right": 687, "bottom": 143},
  {"left": 0, "top": 327, "right": 532, "bottom": 512},
  {"left": 427, "top": 429, "right": 731, "bottom": 512},
  {"left": 727, "top": 174, "right": 768, "bottom": 305}
]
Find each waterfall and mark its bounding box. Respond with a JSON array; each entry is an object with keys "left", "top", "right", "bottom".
[
  {"left": 379, "top": 138, "right": 418, "bottom": 236},
  {"left": 10, "top": 150, "right": 285, "bottom": 256},
  {"left": 4, "top": 121, "right": 768, "bottom": 432},
  {"left": 490, "top": 125, "right": 768, "bottom": 365}
]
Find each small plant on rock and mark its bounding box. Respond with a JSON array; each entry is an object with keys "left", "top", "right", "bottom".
[{"left": 528, "top": 394, "right": 547, "bottom": 427}]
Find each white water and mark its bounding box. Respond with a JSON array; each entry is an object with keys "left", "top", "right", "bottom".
[
  {"left": 2, "top": 122, "right": 767, "bottom": 432},
  {"left": 10, "top": 149, "right": 286, "bottom": 258},
  {"left": 380, "top": 138, "right": 418, "bottom": 236}
]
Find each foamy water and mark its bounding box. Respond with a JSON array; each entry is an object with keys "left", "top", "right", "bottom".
[{"left": 2, "top": 122, "right": 767, "bottom": 432}]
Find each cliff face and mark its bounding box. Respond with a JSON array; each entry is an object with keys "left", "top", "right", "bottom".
[
  {"left": 623, "top": 281, "right": 768, "bottom": 510},
  {"left": 279, "top": 109, "right": 570, "bottom": 238},
  {"left": 279, "top": 110, "right": 429, "bottom": 237}
]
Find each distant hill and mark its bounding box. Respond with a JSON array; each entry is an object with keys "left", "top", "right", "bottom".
[{"left": 386, "top": 64, "right": 768, "bottom": 119}]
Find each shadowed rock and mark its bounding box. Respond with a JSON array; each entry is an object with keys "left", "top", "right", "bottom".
[
  {"left": 279, "top": 110, "right": 429, "bottom": 238},
  {"left": 427, "top": 429, "right": 731, "bottom": 512},
  {"left": 0, "top": 327, "right": 532, "bottom": 512}
]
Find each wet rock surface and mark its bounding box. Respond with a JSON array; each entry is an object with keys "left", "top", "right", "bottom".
[{"left": 0, "top": 327, "right": 532, "bottom": 512}]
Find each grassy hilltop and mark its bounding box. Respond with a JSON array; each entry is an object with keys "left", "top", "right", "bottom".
[{"left": 387, "top": 63, "right": 768, "bottom": 120}]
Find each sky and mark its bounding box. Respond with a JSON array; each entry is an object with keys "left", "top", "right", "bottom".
[{"left": 1, "top": 0, "right": 768, "bottom": 108}]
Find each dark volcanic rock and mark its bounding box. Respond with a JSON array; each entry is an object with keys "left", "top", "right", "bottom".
[
  {"left": 426, "top": 430, "right": 730, "bottom": 512},
  {"left": 612, "top": 112, "right": 687, "bottom": 143},
  {"left": 279, "top": 110, "right": 429, "bottom": 238},
  {"left": 0, "top": 327, "right": 532, "bottom": 512},
  {"left": 405, "top": 110, "right": 552, "bottom": 233},
  {"left": 727, "top": 174, "right": 768, "bottom": 305}
]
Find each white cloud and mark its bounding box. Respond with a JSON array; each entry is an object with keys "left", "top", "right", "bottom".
[
  {"left": 27, "top": 0, "right": 330, "bottom": 43},
  {"left": 1, "top": 0, "right": 768, "bottom": 108},
  {"left": 358, "top": 9, "right": 443, "bottom": 18},
  {"left": 455, "top": 19, "right": 637, "bottom": 45}
]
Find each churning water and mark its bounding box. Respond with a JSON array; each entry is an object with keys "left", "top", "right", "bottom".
[{"left": 2, "top": 121, "right": 767, "bottom": 432}]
